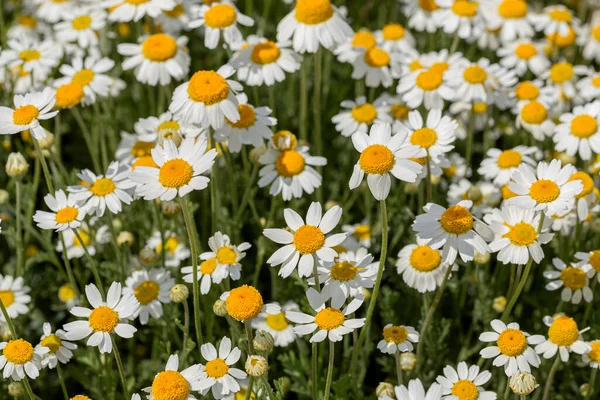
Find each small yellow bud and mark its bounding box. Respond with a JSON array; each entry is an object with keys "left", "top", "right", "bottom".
[
  {"left": 245, "top": 355, "right": 268, "bottom": 376},
  {"left": 213, "top": 299, "right": 228, "bottom": 316},
  {"left": 376, "top": 382, "right": 395, "bottom": 398},
  {"left": 253, "top": 330, "right": 274, "bottom": 352},
  {"left": 116, "top": 231, "right": 134, "bottom": 246},
  {"left": 509, "top": 372, "right": 538, "bottom": 395},
  {"left": 170, "top": 284, "right": 189, "bottom": 303},
  {"left": 492, "top": 296, "right": 507, "bottom": 313},
  {"left": 8, "top": 382, "right": 23, "bottom": 398},
  {"left": 400, "top": 352, "right": 417, "bottom": 371},
  {"left": 5, "top": 152, "right": 29, "bottom": 178}
]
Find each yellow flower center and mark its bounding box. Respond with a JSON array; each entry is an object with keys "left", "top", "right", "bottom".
[
  {"left": 217, "top": 246, "right": 237, "bottom": 264},
  {"left": 451, "top": 1, "right": 478, "bottom": 18},
  {"left": 419, "top": 0, "right": 440, "bottom": 12},
  {"left": 382, "top": 24, "right": 405, "bottom": 40},
  {"left": 295, "top": 0, "right": 334, "bottom": 24},
  {"left": 72, "top": 15, "right": 92, "bottom": 30},
  {"left": 351, "top": 103, "right": 377, "bottom": 123},
  {"left": 497, "top": 150, "right": 522, "bottom": 169},
  {"left": 515, "top": 43, "right": 537, "bottom": 59},
  {"left": 473, "top": 102, "right": 487, "bottom": 113},
  {"left": 70, "top": 396, "right": 93, "bottom": 400},
  {"left": 314, "top": 307, "right": 345, "bottom": 330},
  {"left": 593, "top": 26, "right": 600, "bottom": 42},
  {"left": 59, "top": 284, "right": 76, "bottom": 302},
  {"left": 430, "top": 62, "right": 449, "bottom": 74},
  {"left": 560, "top": 267, "right": 587, "bottom": 290},
  {"left": 55, "top": 206, "right": 79, "bottom": 224},
  {"left": 330, "top": 261, "right": 358, "bottom": 281},
  {"left": 72, "top": 230, "right": 91, "bottom": 247},
  {"left": 364, "top": 48, "right": 390, "bottom": 68},
  {"left": 293, "top": 225, "right": 325, "bottom": 255},
  {"left": 142, "top": 34, "right": 178, "bottom": 61},
  {"left": 71, "top": 69, "right": 95, "bottom": 88},
  {"left": 272, "top": 130, "right": 297, "bottom": 150},
  {"left": 134, "top": 280, "right": 160, "bottom": 305},
  {"left": 275, "top": 149, "right": 305, "bottom": 177},
  {"left": 529, "top": 179, "right": 559, "bottom": 203},
  {"left": 158, "top": 158, "right": 193, "bottom": 189},
  {"left": 200, "top": 258, "right": 217, "bottom": 274},
  {"left": 520, "top": 101, "right": 547, "bottom": 124},
  {"left": 17, "top": 15, "right": 37, "bottom": 28},
  {"left": 547, "top": 27, "right": 576, "bottom": 47},
  {"left": 205, "top": 358, "right": 229, "bottom": 378},
  {"left": 164, "top": 4, "right": 185, "bottom": 18},
  {"left": 548, "top": 8, "right": 571, "bottom": 22},
  {"left": 502, "top": 184, "right": 517, "bottom": 200},
  {"left": 187, "top": 71, "right": 229, "bottom": 105},
  {"left": 157, "top": 237, "right": 179, "bottom": 254},
  {"left": 548, "top": 316, "right": 579, "bottom": 346},
  {"left": 588, "top": 250, "right": 600, "bottom": 273},
  {"left": 410, "top": 245, "right": 441, "bottom": 272},
  {"left": 19, "top": 49, "right": 41, "bottom": 62},
  {"left": 204, "top": 4, "right": 237, "bottom": 28},
  {"left": 56, "top": 83, "right": 85, "bottom": 108},
  {"left": 89, "top": 306, "right": 119, "bottom": 332},
  {"left": 359, "top": 144, "right": 394, "bottom": 174},
  {"left": 225, "top": 285, "right": 263, "bottom": 321},
  {"left": 126, "top": 0, "right": 150, "bottom": 4},
  {"left": 549, "top": 62, "right": 573, "bottom": 84},
  {"left": 410, "top": 127, "right": 438, "bottom": 149},
  {"left": 132, "top": 156, "right": 158, "bottom": 170},
  {"left": 3, "top": 339, "right": 34, "bottom": 365},
  {"left": 12, "top": 104, "right": 39, "bottom": 125},
  {"left": 497, "top": 328, "right": 527, "bottom": 356},
  {"left": 0, "top": 290, "right": 15, "bottom": 307},
  {"left": 158, "top": 121, "right": 180, "bottom": 139},
  {"left": 463, "top": 65, "right": 487, "bottom": 84},
  {"left": 416, "top": 70, "right": 444, "bottom": 91},
  {"left": 352, "top": 31, "right": 377, "bottom": 49},
  {"left": 498, "top": 0, "right": 527, "bottom": 19},
  {"left": 440, "top": 206, "right": 473, "bottom": 235},
  {"left": 409, "top": 60, "right": 424, "bottom": 71},
  {"left": 90, "top": 178, "right": 116, "bottom": 196},
  {"left": 383, "top": 325, "right": 408, "bottom": 344},
  {"left": 589, "top": 342, "right": 600, "bottom": 362},
  {"left": 131, "top": 141, "right": 155, "bottom": 158},
  {"left": 41, "top": 334, "right": 62, "bottom": 353},
  {"left": 227, "top": 104, "right": 256, "bottom": 128},
  {"left": 391, "top": 104, "right": 409, "bottom": 120},
  {"left": 451, "top": 380, "right": 479, "bottom": 400},
  {"left": 152, "top": 370, "right": 190, "bottom": 400},
  {"left": 353, "top": 225, "right": 371, "bottom": 240},
  {"left": 266, "top": 312, "right": 289, "bottom": 331},
  {"left": 569, "top": 171, "right": 594, "bottom": 198},
  {"left": 515, "top": 82, "right": 539, "bottom": 100},
  {"left": 443, "top": 165, "right": 457, "bottom": 178},
  {"left": 570, "top": 115, "right": 598, "bottom": 139},
  {"left": 504, "top": 222, "right": 537, "bottom": 246},
  {"left": 250, "top": 41, "right": 281, "bottom": 64}
]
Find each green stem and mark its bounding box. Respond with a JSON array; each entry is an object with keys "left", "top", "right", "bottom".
[
  {"left": 542, "top": 356, "right": 561, "bottom": 400},
  {"left": 0, "top": 299, "right": 17, "bottom": 338},
  {"left": 59, "top": 233, "right": 79, "bottom": 299},
  {"left": 312, "top": 342, "right": 319, "bottom": 400},
  {"left": 300, "top": 61, "right": 308, "bottom": 141},
  {"left": 71, "top": 108, "right": 101, "bottom": 173},
  {"left": 56, "top": 362, "right": 69, "bottom": 400},
  {"left": 245, "top": 320, "right": 254, "bottom": 355},
  {"left": 106, "top": 216, "right": 125, "bottom": 282},
  {"left": 245, "top": 376, "right": 255, "bottom": 400},
  {"left": 585, "top": 367, "right": 597, "bottom": 400},
  {"left": 313, "top": 48, "right": 323, "bottom": 203},
  {"left": 323, "top": 341, "right": 335, "bottom": 400},
  {"left": 465, "top": 111, "right": 475, "bottom": 166},
  {"left": 425, "top": 152, "right": 432, "bottom": 203},
  {"left": 110, "top": 336, "right": 130, "bottom": 400},
  {"left": 394, "top": 351, "right": 403, "bottom": 386},
  {"left": 72, "top": 228, "right": 105, "bottom": 297},
  {"left": 33, "top": 137, "right": 54, "bottom": 193},
  {"left": 503, "top": 379, "right": 511, "bottom": 399},
  {"left": 15, "top": 180, "right": 24, "bottom": 276},
  {"left": 582, "top": 279, "right": 598, "bottom": 327},
  {"left": 21, "top": 379, "right": 36, "bottom": 400},
  {"left": 180, "top": 299, "right": 190, "bottom": 364}
]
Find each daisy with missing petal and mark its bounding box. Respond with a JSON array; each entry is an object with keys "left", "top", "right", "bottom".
[
  {"left": 516, "top": 99, "right": 555, "bottom": 141},
  {"left": 142, "top": 353, "right": 204, "bottom": 400},
  {"left": 334, "top": 29, "right": 377, "bottom": 63},
  {"left": 251, "top": 301, "right": 298, "bottom": 347},
  {"left": 377, "top": 324, "right": 419, "bottom": 354},
  {"left": 276, "top": 0, "right": 353, "bottom": 54},
  {"left": 104, "top": 0, "right": 176, "bottom": 22},
  {"left": 399, "top": 109, "right": 457, "bottom": 163},
  {"left": 436, "top": 362, "right": 496, "bottom": 400},
  {"left": 497, "top": 39, "right": 549, "bottom": 77},
  {"left": 394, "top": 378, "right": 442, "bottom": 400},
  {"left": 479, "top": 320, "right": 540, "bottom": 376},
  {"left": 55, "top": 56, "right": 115, "bottom": 105},
  {"left": 36, "top": 323, "right": 76, "bottom": 369},
  {"left": 351, "top": 46, "right": 401, "bottom": 88},
  {"left": 529, "top": 314, "right": 591, "bottom": 361},
  {"left": 197, "top": 337, "right": 247, "bottom": 399},
  {"left": 55, "top": 8, "right": 107, "bottom": 49},
  {"left": 375, "top": 23, "right": 415, "bottom": 54},
  {"left": 582, "top": 340, "right": 600, "bottom": 368},
  {"left": 543, "top": 258, "right": 594, "bottom": 304},
  {"left": 286, "top": 288, "right": 365, "bottom": 343},
  {"left": 189, "top": 2, "right": 253, "bottom": 49},
  {"left": 0, "top": 275, "right": 31, "bottom": 321},
  {"left": 147, "top": 230, "right": 191, "bottom": 268},
  {"left": 349, "top": 123, "right": 424, "bottom": 200},
  {"left": 118, "top": 33, "right": 190, "bottom": 86},
  {"left": 0, "top": 338, "right": 47, "bottom": 381},
  {"left": 263, "top": 202, "right": 346, "bottom": 278},
  {"left": 396, "top": 238, "right": 454, "bottom": 293},
  {"left": 434, "top": 0, "right": 482, "bottom": 39},
  {"left": 412, "top": 200, "right": 492, "bottom": 265},
  {"left": 480, "top": 0, "right": 534, "bottom": 43},
  {"left": 0, "top": 87, "right": 57, "bottom": 140},
  {"left": 331, "top": 96, "right": 391, "bottom": 137},
  {"left": 575, "top": 250, "right": 600, "bottom": 283},
  {"left": 124, "top": 268, "right": 175, "bottom": 325},
  {"left": 478, "top": 146, "right": 537, "bottom": 186},
  {"left": 554, "top": 102, "right": 600, "bottom": 161},
  {"left": 63, "top": 282, "right": 139, "bottom": 354},
  {"left": 131, "top": 137, "right": 217, "bottom": 201},
  {"left": 33, "top": 189, "right": 86, "bottom": 232},
  {"left": 169, "top": 65, "right": 242, "bottom": 129},
  {"left": 507, "top": 160, "right": 582, "bottom": 215}
]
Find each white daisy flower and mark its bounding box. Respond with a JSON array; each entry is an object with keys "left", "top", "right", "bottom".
[
  {"left": 398, "top": 109, "right": 457, "bottom": 163},
  {"left": 549, "top": 208, "right": 577, "bottom": 237},
  {"left": 479, "top": 320, "right": 541, "bottom": 377},
  {"left": 480, "top": 0, "right": 535, "bottom": 43},
  {"left": 569, "top": 171, "right": 597, "bottom": 222},
  {"left": 263, "top": 202, "right": 346, "bottom": 278},
  {"left": 156, "top": 1, "right": 195, "bottom": 34},
  {"left": 331, "top": 96, "right": 392, "bottom": 137},
  {"left": 276, "top": 0, "right": 353, "bottom": 53},
  {"left": 333, "top": 29, "right": 377, "bottom": 63},
  {"left": 377, "top": 323, "right": 419, "bottom": 354},
  {"left": 198, "top": 337, "right": 247, "bottom": 399},
  {"left": 447, "top": 179, "right": 500, "bottom": 217},
  {"left": 582, "top": 340, "right": 600, "bottom": 369},
  {"left": 349, "top": 123, "right": 424, "bottom": 200},
  {"left": 142, "top": 354, "right": 204, "bottom": 400},
  {"left": 118, "top": 33, "right": 191, "bottom": 86},
  {"left": 34, "top": 0, "right": 76, "bottom": 23},
  {"left": 470, "top": 23, "right": 502, "bottom": 51},
  {"left": 63, "top": 282, "right": 139, "bottom": 354},
  {"left": 54, "top": 56, "right": 115, "bottom": 105},
  {"left": 516, "top": 99, "right": 555, "bottom": 141},
  {"left": 554, "top": 101, "right": 600, "bottom": 161},
  {"left": 124, "top": 268, "right": 175, "bottom": 325},
  {"left": 56, "top": 224, "right": 96, "bottom": 260},
  {"left": 0, "top": 87, "right": 58, "bottom": 140},
  {"left": 341, "top": 221, "right": 372, "bottom": 249},
  {"left": 507, "top": 160, "right": 583, "bottom": 215},
  {"left": 285, "top": 288, "right": 365, "bottom": 343},
  {"left": 0, "top": 35, "right": 62, "bottom": 79},
  {"left": 510, "top": 80, "right": 555, "bottom": 112},
  {"left": 189, "top": 2, "right": 253, "bottom": 49},
  {"left": 115, "top": 130, "right": 157, "bottom": 170},
  {"left": 497, "top": 39, "right": 549, "bottom": 77},
  {"left": 529, "top": 314, "right": 591, "bottom": 362},
  {"left": 351, "top": 46, "right": 401, "bottom": 88},
  {"left": 543, "top": 258, "right": 594, "bottom": 304},
  {"left": 394, "top": 378, "right": 442, "bottom": 400},
  {"left": 146, "top": 230, "right": 191, "bottom": 268},
  {"left": 478, "top": 146, "right": 537, "bottom": 186},
  {"left": 33, "top": 189, "right": 86, "bottom": 232},
  {"left": 580, "top": 19, "right": 600, "bottom": 63},
  {"left": 374, "top": 93, "right": 411, "bottom": 133},
  {"left": 442, "top": 152, "right": 469, "bottom": 183},
  {"left": 575, "top": 69, "right": 600, "bottom": 102},
  {"left": 36, "top": 323, "right": 77, "bottom": 369},
  {"left": 55, "top": 7, "right": 107, "bottom": 49},
  {"left": 375, "top": 23, "right": 415, "bottom": 54},
  {"left": 436, "top": 362, "right": 496, "bottom": 400},
  {"left": 412, "top": 200, "right": 492, "bottom": 265},
  {"left": 574, "top": 250, "right": 600, "bottom": 283},
  {"left": 104, "top": 0, "right": 176, "bottom": 22},
  {"left": 0, "top": 338, "right": 47, "bottom": 381},
  {"left": 400, "top": 0, "right": 441, "bottom": 33},
  {"left": 434, "top": 0, "right": 483, "bottom": 39},
  {"left": 396, "top": 238, "right": 455, "bottom": 293},
  {"left": 540, "top": 61, "right": 582, "bottom": 106},
  {"left": 135, "top": 111, "right": 206, "bottom": 145},
  {"left": 0, "top": 275, "right": 31, "bottom": 322},
  {"left": 131, "top": 137, "right": 217, "bottom": 201},
  {"left": 251, "top": 301, "right": 298, "bottom": 347},
  {"left": 6, "top": 14, "right": 47, "bottom": 41},
  {"left": 530, "top": 5, "right": 576, "bottom": 37}
]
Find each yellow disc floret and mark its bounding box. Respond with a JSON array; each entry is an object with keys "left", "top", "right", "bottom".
[
  {"left": 3, "top": 339, "right": 34, "bottom": 365},
  {"left": 225, "top": 285, "right": 264, "bottom": 321},
  {"left": 275, "top": 150, "right": 305, "bottom": 177},
  {"left": 250, "top": 41, "right": 281, "bottom": 64},
  {"left": 451, "top": 1, "right": 478, "bottom": 18},
  {"left": 410, "top": 245, "right": 441, "bottom": 272},
  {"left": 515, "top": 43, "right": 537, "bottom": 59},
  {"left": 159, "top": 159, "right": 193, "bottom": 188},
  {"left": 410, "top": 128, "right": 438, "bottom": 149},
  {"left": 382, "top": 24, "right": 405, "bottom": 40},
  {"left": 359, "top": 144, "right": 394, "bottom": 174},
  {"left": 151, "top": 370, "right": 190, "bottom": 400},
  {"left": 142, "top": 34, "right": 178, "bottom": 61},
  {"left": 55, "top": 206, "right": 79, "bottom": 224},
  {"left": 205, "top": 358, "right": 229, "bottom": 378},
  {"left": 12, "top": 104, "right": 39, "bottom": 125},
  {"left": 72, "top": 15, "right": 92, "bottom": 30},
  {"left": 187, "top": 70, "right": 229, "bottom": 105},
  {"left": 217, "top": 246, "right": 237, "bottom": 264},
  {"left": 569, "top": 171, "right": 594, "bottom": 198},
  {"left": 41, "top": 334, "right": 62, "bottom": 353},
  {"left": 90, "top": 178, "right": 116, "bottom": 196},
  {"left": 440, "top": 206, "right": 474, "bottom": 235},
  {"left": 549, "top": 62, "right": 573, "bottom": 84},
  {"left": 200, "top": 258, "right": 217, "bottom": 274},
  {"left": 498, "top": 0, "right": 527, "bottom": 19},
  {"left": 266, "top": 312, "right": 289, "bottom": 331},
  {"left": 529, "top": 179, "right": 559, "bottom": 203},
  {"left": 515, "top": 82, "right": 539, "bottom": 101},
  {"left": 352, "top": 31, "right": 377, "bottom": 49},
  {"left": 227, "top": 104, "right": 256, "bottom": 128},
  {"left": 351, "top": 103, "right": 377, "bottom": 123},
  {"left": 463, "top": 65, "right": 487, "bottom": 84},
  {"left": 330, "top": 261, "right": 358, "bottom": 282},
  {"left": 134, "top": 280, "right": 160, "bottom": 305},
  {"left": 570, "top": 115, "right": 598, "bottom": 139},
  {"left": 548, "top": 316, "right": 579, "bottom": 346},
  {"left": 364, "top": 48, "right": 390, "bottom": 68},
  {"left": 383, "top": 325, "right": 408, "bottom": 344},
  {"left": 204, "top": 4, "right": 237, "bottom": 29},
  {"left": 497, "top": 329, "right": 527, "bottom": 356},
  {"left": 293, "top": 225, "right": 325, "bottom": 254},
  {"left": 314, "top": 307, "right": 345, "bottom": 330},
  {"left": 72, "top": 69, "right": 95, "bottom": 86},
  {"left": 520, "top": 101, "right": 547, "bottom": 124},
  {"left": 295, "top": 0, "right": 334, "bottom": 25},
  {"left": 89, "top": 306, "right": 119, "bottom": 332},
  {"left": 560, "top": 267, "right": 587, "bottom": 290},
  {"left": 0, "top": 291, "right": 15, "bottom": 307},
  {"left": 497, "top": 150, "right": 522, "bottom": 168},
  {"left": 451, "top": 380, "right": 479, "bottom": 400},
  {"left": 56, "top": 83, "right": 85, "bottom": 108},
  {"left": 505, "top": 222, "right": 537, "bottom": 246}
]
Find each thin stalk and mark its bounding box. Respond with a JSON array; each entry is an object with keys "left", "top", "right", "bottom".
[
  {"left": 585, "top": 367, "right": 597, "bottom": 400},
  {"left": 323, "top": 341, "right": 335, "bottom": 400},
  {"left": 300, "top": 61, "right": 308, "bottom": 140},
  {"left": 582, "top": 278, "right": 597, "bottom": 327},
  {"left": 15, "top": 180, "right": 24, "bottom": 276},
  {"left": 59, "top": 233, "right": 79, "bottom": 299},
  {"left": 72, "top": 228, "right": 105, "bottom": 297},
  {"left": 245, "top": 320, "right": 254, "bottom": 355},
  {"left": 503, "top": 380, "right": 511, "bottom": 399},
  {"left": 311, "top": 262, "right": 322, "bottom": 400},
  {"left": 106, "top": 216, "right": 125, "bottom": 282},
  {"left": 33, "top": 137, "right": 54, "bottom": 193},
  {"left": 245, "top": 376, "right": 255, "bottom": 400},
  {"left": 425, "top": 152, "right": 432, "bottom": 203},
  {"left": 110, "top": 336, "right": 130, "bottom": 400},
  {"left": 0, "top": 299, "right": 17, "bottom": 338},
  {"left": 465, "top": 111, "right": 475, "bottom": 166},
  {"left": 71, "top": 108, "right": 101, "bottom": 173},
  {"left": 181, "top": 300, "right": 190, "bottom": 364},
  {"left": 313, "top": 48, "right": 323, "bottom": 203},
  {"left": 21, "top": 379, "right": 36, "bottom": 400},
  {"left": 542, "top": 356, "right": 561, "bottom": 400},
  {"left": 394, "top": 351, "right": 404, "bottom": 386},
  {"left": 56, "top": 362, "right": 69, "bottom": 400}
]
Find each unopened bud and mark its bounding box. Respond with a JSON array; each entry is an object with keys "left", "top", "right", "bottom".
[
  {"left": 213, "top": 299, "right": 228, "bottom": 316},
  {"left": 0, "top": 190, "right": 9, "bottom": 204},
  {"left": 117, "top": 231, "right": 134, "bottom": 246},
  {"left": 159, "top": 130, "right": 183, "bottom": 148},
  {"left": 37, "top": 131, "right": 54, "bottom": 150},
  {"left": 492, "top": 296, "right": 507, "bottom": 313},
  {"left": 170, "top": 284, "right": 189, "bottom": 303},
  {"left": 580, "top": 383, "right": 591, "bottom": 397},
  {"left": 249, "top": 145, "right": 266, "bottom": 163},
  {"left": 253, "top": 330, "right": 274, "bottom": 352},
  {"left": 466, "top": 186, "right": 482, "bottom": 203},
  {"left": 474, "top": 251, "right": 490, "bottom": 265},
  {"left": 245, "top": 355, "right": 268, "bottom": 376},
  {"left": 58, "top": 284, "right": 77, "bottom": 304},
  {"left": 376, "top": 382, "right": 395, "bottom": 398},
  {"left": 139, "top": 247, "right": 158, "bottom": 263},
  {"left": 280, "top": 376, "right": 291, "bottom": 393},
  {"left": 400, "top": 352, "right": 416, "bottom": 371},
  {"left": 0, "top": 323, "right": 12, "bottom": 342},
  {"left": 161, "top": 200, "right": 181, "bottom": 215},
  {"left": 325, "top": 200, "right": 338, "bottom": 210},
  {"left": 404, "top": 183, "right": 419, "bottom": 194},
  {"left": 589, "top": 218, "right": 600, "bottom": 233},
  {"left": 5, "top": 152, "right": 29, "bottom": 178},
  {"left": 509, "top": 372, "right": 538, "bottom": 395},
  {"left": 8, "top": 382, "right": 23, "bottom": 398}
]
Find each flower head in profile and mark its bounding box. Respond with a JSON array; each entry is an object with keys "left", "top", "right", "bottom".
[
  {"left": 198, "top": 337, "right": 247, "bottom": 399},
  {"left": 0, "top": 87, "right": 57, "bottom": 139},
  {"left": 142, "top": 354, "right": 204, "bottom": 400},
  {"left": 478, "top": 146, "right": 537, "bottom": 186},
  {"left": 332, "top": 96, "right": 392, "bottom": 137},
  {"left": 436, "top": 362, "right": 495, "bottom": 400},
  {"left": 33, "top": 189, "right": 86, "bottom": 232},
  {"left": 529, "top": 314, "right": 591, "bottom": 361},
  {"left": 398, "top": 109, "right": 457, "bottom": 163},
  {"left": 0, "top": 275, "right": 31, "bottom": 322},
  {"left": 394, "top": 378, "right": 442, "bottom": 400}
]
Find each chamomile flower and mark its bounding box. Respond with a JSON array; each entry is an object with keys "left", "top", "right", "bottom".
[
  {"left": 334, "top": 29, "right": 377, "bottom": 63},
  {"left": 375, "top": 23, "right": 415, "bottom": 54},
  {"left": 554, "top": 102, "right": 600, "bottom": 160},
  {"left": 251, "top": 301, "right": 298, "bottom": 347},
  {"left": 444, "top": 59, "right": 517, "bottom": 104},
  {"left": 448, "top": 180, "right": 501, "bottom": 217},
  {"left": 124, "top": 268, "right": 175, "bottom": 325},
  {"left": 349, "top": 123, "right": 424, "bottom": 200},
  {"left": 63, "top": 282, "right": 139, "bottom": 354},
  {"left": 580, "top": 20, "right": 600, "bottom": 63},
  {"left": 331, "top": 96, "right": 391, "bottom": 137},
  {"left": 34, "top": 0, "right": 75, "bottom": 23},
  {"left": 569, "top": 171, "right": 597, "bottom": 221},
  {"left": 341, "top": 222, "right": 372, "bottom": 249},
  {"left": 0, "top": 87, "right": 58, "bottom": 140},
  {"left": 0, "top": 338, "right": 47, "bottom": 381},
  {"left": 480, "top": 0, "right": 535, "bottom": 43},
  {"left": 442, "top": 152, "right": 469, "bottom": 183},
  {"left": 55, "top": 56, "right": 115, "bottom": 105},
  {"left": 541, "top": 61, "right": 581, "bottom": 105},
  {"left": 516, "top": 100, "right": 555, "bottom": 140},
  {"left": 198, "top": 337, "right": 247, "bottom": 399},
  {"left": 582, "top": 340, "right": 600, "bottom": 368},
  {"left": 156, "top": 1, "right": 195, "bottom": 34},
  {"left": 142, "top": 354, "right": 204, "bottom": 400},
  {"left": 286, "top": 288, "right": 365, "bottom": 342},
  {"left": 398, "top": 109, "right": 457, "bottom": 162},
  {"left": 434, "top": 0, "right": 483, "bottom": 39},
  {"left": 377, "top": 324, "right": 419, "bottom": 354},
  {"left": 396, "top": 238, "right": 454, "bottom": 293},
  {"left": 497, "top": 39, "right": 549, "bottom": 77},
  {"left": 7, "top": 14, "right": 46, "bottom": 40},
  {"left": 510, "top": 80, "right": 555, "bottom": 110},
  {"left": 134, "top": 112, "right": 205, "bottom": 146},
  {"left": 131, "top": 137, "right": 217, "bottom": 201},
  {"left": 0, "top": 275, "right": 31, "bottom": 321},
  {"left": 118, "top": 33, "right": 191, "bottom": 86},
  {"left": 36, "top": 323, "right": 76, "bottom": 368},
  {"left": 263, "top": 202, "right": 346, "bottom": 278},
  {"left": 543, "top": 258, "right": 594, "bottom": 304},
  {"left": 104, "top": 0, "right": 176, "bottom": 22},
  {"left": 575, "top": 69, "right": 600, "bottom": 102},
  {"left": 394, "top": 379, "right": 442, "bottom": 400},
  {"left": 351, "top": 46, "right": 401, "bottom": 88},
  {"left": 55, "top": 8, "right": 107, "bottom": 49},
  {"left": 436, "top": 362, "right": 496, "bottom": 400},
  {"left": 574, "top": 250, "right": 600, "bottom": 283},
  {"left": 401, "top": 0, "right": 441, "bottom": 33},
  {"left": 530, "top": 5, "right": 576, "bottom": 37},
  {"left": 56, "top": 225, "right": 96, "bottom": 260},
  {"left": 478, "top": 146, "right": 537, "bottom": 186},
  {"left": 529, "top": 314, "right": 591, "bottom": 361},
  {"left": 220, "top": 285, "right": 281, "bottom": 322},
  {"left": 189, "top": 2, "right": 253, "bottom": 49},
  {"left": 0, "top": 35, "right": 62, "bottom": 78},
  {"left": 507, "top": 160, "right": 582, "bottom": 215},
  {"left": 169, "top": 65, "right": 242, "bottom": 129},
  {"left": 146, "top": 230, "right": 191, "bottom": 268},
  {"left": 479, "top": 320, "right": 540, "bottom": 376},
  {"left": 33, "top": 189, "right": 86, "bottom": 232}
]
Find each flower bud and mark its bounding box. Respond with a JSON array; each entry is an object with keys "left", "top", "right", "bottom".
[
  {"left": 509, "top": 372, "right": 538, "bottom": 395},
  {"left": 213, "top": 299, "right": 228, "bottom": 317},
  {"left": 492, "top": 296, "right": 507, "bottom": 313},
  {"left": 112, "top": 218, "right": 123, "bottom": 231},
  {"left": 361, "top": 287, "right": 372, "bottom": 301},
  {"left": 2, "top": 140, "right": 11, "bottom": 151},
  {"left": 474, "top": 251, "right": 490, "bottom": 265},
  {"left": 5, "top": 152, "right": 29, "bottom": 178},
  {"left": 430, "top": 174, "right": 441, "bottom": 185},
  {"left": 376, "top": 382, "right": 395, "bottom": 398},
  {"left": 279, "top": 376, "right": 291, "bottom": 393},
  {"left": 117, "top": 231, "right": 134, "bottom": 246},
  {"left": 161, "top": 200, "right": 181, "bottom": 215},
  {"left": 170, "top": 284, "right": 189, "bottom": 303},
  {"left": 404, "top": 183, "right": 419, "bottom": 194},
  {"left": 245, "top": 355, "right": 268, "bottom": 376},
  {"left": 58, "top": 284, "right": 77, "bottom": 304},
  {"left": 8, "top": 382, "right": 23, "bottom": 398},
  {"left": 0, "top": 323, "right": 12, "bottom": 341},
  {"left": 589, "top": 218, "right": 600, "bottom": 233},
  {"left": 400, "top": 352, "right": 416, "bottom": 371},
  {"left": 249, "top": 145, "right": 266, "bottom": 163},
  {"left": 580, "top": 383, "right": 590, "bottom": 398},
  {"left": 325, "top": 200, "right": 338, "bottom": 210},
  {"left": 0, "top": 190, "right": 9, "bottom": 204},
  {"left": 139, "top": 247, "right": 158, "bottom": 263},
  {"left": 158, "top": 129, "right": 183, "bottom": 148},
  {"left": 253, "top": 330, "right": 274, "bottom": 352}
]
